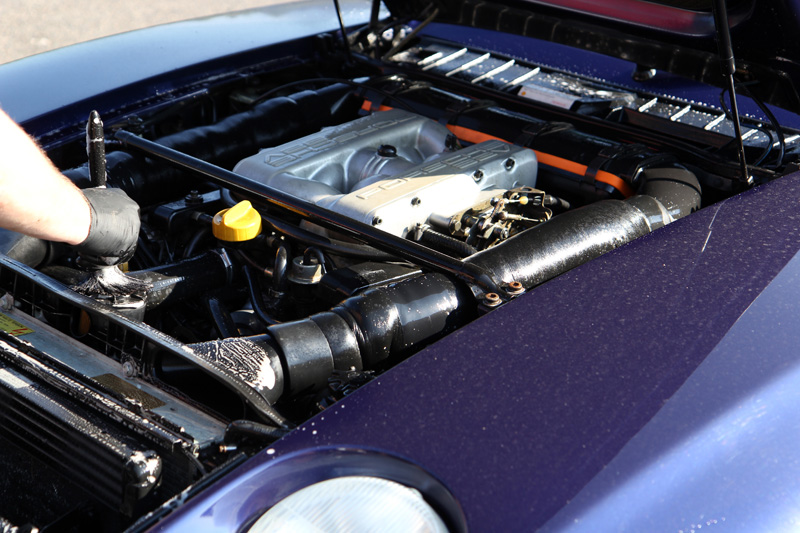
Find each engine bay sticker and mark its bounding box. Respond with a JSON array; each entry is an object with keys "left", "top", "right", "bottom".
[
  {"left": 92, "top": 373, "right": 166, "bottom": 410},
  {"left": 518, "top": 83, "right": 579, "bottom": 109},
  {"left": 0, "top": 313, "right": 33, "bottom": 336}
]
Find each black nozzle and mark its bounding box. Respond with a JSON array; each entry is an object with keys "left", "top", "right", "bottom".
[{"left": 86, "top": 110, "right": 107, "bottom": 188}]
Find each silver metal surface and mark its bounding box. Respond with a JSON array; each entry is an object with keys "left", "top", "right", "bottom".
[
  {"left": 234, "top": 109, "right": 539, "bottom": 237},
  {"left": 1, "top": 306, "right": 226, "bottom": 449}
]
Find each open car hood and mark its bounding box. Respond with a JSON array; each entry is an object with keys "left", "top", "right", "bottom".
[
  {"left": 3, "top": 1, "right": 800, "bottom": 529},
  {"left": 382, "top": 0, "right": 800, "bottom": 113}
]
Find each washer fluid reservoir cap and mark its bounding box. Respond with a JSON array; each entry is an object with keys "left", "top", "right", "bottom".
[{"left": 212, "top": 200, "right": 262, "bottom": 241}]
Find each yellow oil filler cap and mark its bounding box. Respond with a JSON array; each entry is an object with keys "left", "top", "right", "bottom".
[{"left": 212, "top": 200, "right": 262, "bottom": 241}]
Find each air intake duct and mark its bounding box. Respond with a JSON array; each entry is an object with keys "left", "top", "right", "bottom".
[
  {"left": 189, "top": 168, "right": 700, "bottom": 405},
  {"left": 465, "top": 167, "right": 700, "bottom": 289},
  {"left": 190, "top": 272, "right": 474, "bottom": 399}
]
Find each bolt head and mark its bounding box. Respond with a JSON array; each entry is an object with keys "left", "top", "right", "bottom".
[
  {"left": 504, "top": 281, "right": 524, "bottom": 295},
  {"left": 184, "top": 190, "right": 203, "bottom": 205},
  {"left": 484, "top": 292, "right": 502, "bottom": 307},
  {"left": 632, "top": 66, "right": 657, "bottom": 82},
  {"left": 445, "top": 134, "right": 460, "bottom": 150},
  {"left": 122, "top": 361, "right": 136, "bottom": 378},
  {"left": 377, "top": 144, "right": 397, "bottom": 157}
]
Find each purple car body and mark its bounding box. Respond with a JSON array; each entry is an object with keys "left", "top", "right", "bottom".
[
  {"left": 2, "top": 1, "right": 800, "bottom": 531},
  {"left": 152, "top": 169, "right": 800, "bottom": 532}
]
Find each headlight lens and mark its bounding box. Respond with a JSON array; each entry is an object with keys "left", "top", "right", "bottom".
[{"left": 248, "top": 475, "right": 449, "bottom": 532}]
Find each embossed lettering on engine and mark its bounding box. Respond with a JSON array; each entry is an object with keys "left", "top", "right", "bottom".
[{"left": 233, "top": 109, "right": 538, "bottom": 237}]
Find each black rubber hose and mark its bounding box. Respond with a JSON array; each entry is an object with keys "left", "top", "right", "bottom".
[
  {"left": 135, "top": 236, "right": 159, "bottom": 269},
  {"left": 206, "top": 296, "right": 239, "bottom": 339},
  {"left": 216, "top": 271, "right": 475, "bottom": 396},
  {"left": 544, "top": 194, "right": 571, "bottom": 211},
  {"left": 273, "top": 245, "right": 289, "bottom": 293},
  {"left": 243, "top": 265, "right": 282, "bottom": 326},
  {"left": 64, "top": 85, "right": 358, "bottom": 205},
  {"left": 236, "top": 249, "right": 273, "bottom": 276},
  {"left": 189, "top": 335, "right": 285, "bottom": 405},
  {"left": 466, "top": 199, "right": 657, "bottom": 289},
  {"left": 129, "top": 250, "right": 233, "bottom": 309},
  {"left": 190, "top": 270, "right": 473, "bottom": 397},
  {"left": 303, "top": 247, "right": 326, "bottom": 268},
  {"left": 466, "top": 168, "right": 700, "bottom": 289},
  {"left": 183, "top": 227, "right": 210, "bottom": 259},
  {"left": 332, "top": 272, "right": 474, "bottom": 368},
  {"left": 420, "top": 228, "right": 478, "bottom": 258},
  {"left": 224, "top": 419, "right": 290, "bottom": 444}
]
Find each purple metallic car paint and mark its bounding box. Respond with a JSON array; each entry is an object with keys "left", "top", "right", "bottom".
[
  {"left": 540, "top": 241, "right": 800, "bottom": 530},
  {"left": 153, "top": 166, "right": 800, "bottom": 531}
]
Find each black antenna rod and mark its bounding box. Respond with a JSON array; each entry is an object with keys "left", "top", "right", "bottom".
[
  {"left": 711, "top": 0, "right": 752, "bottom": 186},
  {"left": 369, "top": 0, "right": 381, "bottom": 30},
  {"left": 332, "top": 0, "right": 354, "bottom": 64}
]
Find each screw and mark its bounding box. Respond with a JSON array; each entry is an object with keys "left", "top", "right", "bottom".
[
  {"left": 411, "top": 197, "right": 421, "bottom": 206},
  {"left": 122, "top": 361, "right": 136, "bottom": 378},
  {"left": 472, "top": 169, "right": 484, "bottom": 183},
  {"left": 184, "top": 190, "right": 202, "bottom": 205},
  {"left": 372, "top": 216, "right": 383, "bottom": 226},
  {"left": 504, "top": 158, "right": 515, "bottom": 171},
  {"left": 445, "top": 134, "right": 460, "bottom": 150},
  {"left": 632, "top": 65, "right": 657, "bottom": 82},
  {"left": 377, "top": 144, "right": 397, "bottom": 157},
  {"left": 126, "top": 115, "right": 145, "bottom": 133},
  {"left": 504, "top": 281, "right": 524, "bottom": 295},
  {"left": 484, "top": 292, "right": 501, "bottom": 307}
]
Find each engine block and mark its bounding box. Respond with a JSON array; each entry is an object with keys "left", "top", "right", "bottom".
[{"left": 234, "top": 109, "right": 538, "bottom": 236}]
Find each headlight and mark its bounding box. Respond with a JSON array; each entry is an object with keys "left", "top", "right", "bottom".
[{"left": 247, "top": 475, "right": 450, "bottom": 532}]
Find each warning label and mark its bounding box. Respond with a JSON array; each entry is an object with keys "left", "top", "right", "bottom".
[{"left": 0, "top": 313, "right": 33, "bottom": 336}]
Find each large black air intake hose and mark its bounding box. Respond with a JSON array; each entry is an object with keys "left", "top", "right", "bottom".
[
  {"left": 466, "top": 168, "right": 700, "bottom": 289},
  {"left": 190, "top": 272, "right": 474, "bottom": 399},
  {"left": 189, "top": 168, "right": 699, "bottom": 405},
  {"left": 467, "top": 197, "right": 658, "bottom": 288},
  {"left": 466, "top": 167, "right": 700, "bottom": 289}
]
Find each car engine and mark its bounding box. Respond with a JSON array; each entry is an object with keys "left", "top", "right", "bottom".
[{"left": 0, "top": 25, "right": 794, "bottom": 531}]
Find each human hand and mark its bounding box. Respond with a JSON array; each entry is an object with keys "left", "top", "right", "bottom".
[{"left": 74, "top": 187, "right": 140, "bottom": 268}]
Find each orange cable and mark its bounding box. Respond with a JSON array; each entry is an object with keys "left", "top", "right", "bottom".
[
  {"left": 360, "top": 101, "right": 634, "bottom": 197},
  {"left": 445, "top": 124, "right": 634, "bottom": 197}
]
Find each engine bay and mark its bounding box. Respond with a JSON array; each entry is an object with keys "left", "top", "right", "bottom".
[{"left": 0, "top": 21, "right": 797, "bottom": 530}]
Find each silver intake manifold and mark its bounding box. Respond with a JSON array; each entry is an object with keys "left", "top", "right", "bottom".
[{"left": 234, "top": 109, "right": 538, "bottom": 237}]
